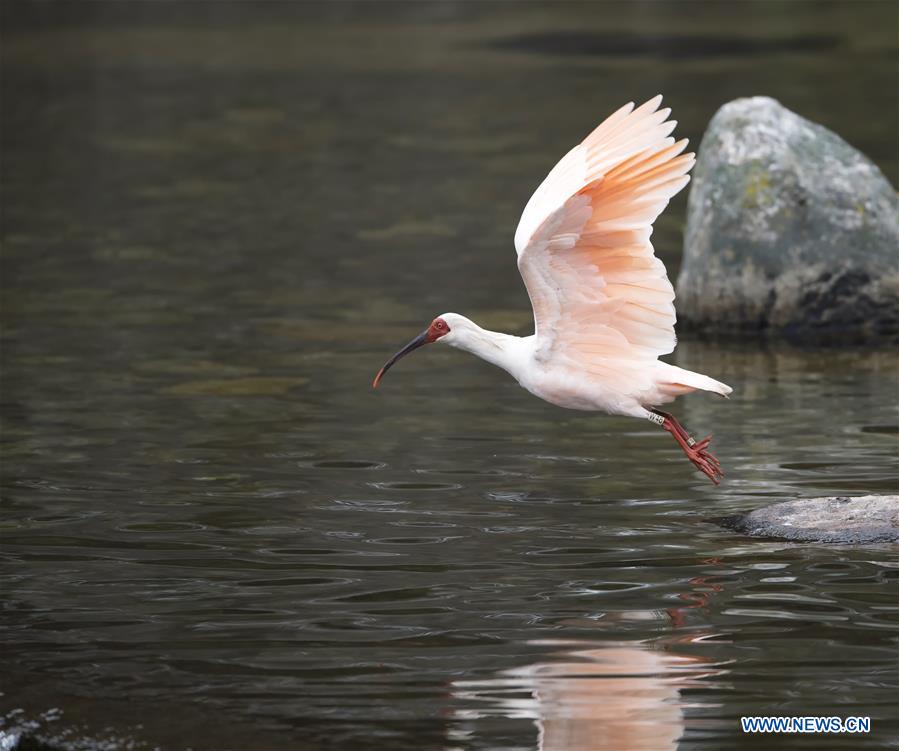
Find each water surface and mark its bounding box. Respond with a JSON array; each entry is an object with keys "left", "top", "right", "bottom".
[{"left": 2, "top": 3, "right": 898, "bottom": 749}]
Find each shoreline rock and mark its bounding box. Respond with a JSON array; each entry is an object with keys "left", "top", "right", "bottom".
[{"left": 722, "top": 495, "right": 899, "bottom": 544}]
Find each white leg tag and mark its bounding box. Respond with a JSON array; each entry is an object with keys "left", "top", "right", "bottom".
[{"left": 647, "top": 412, "right": 665, "bottom": 426}]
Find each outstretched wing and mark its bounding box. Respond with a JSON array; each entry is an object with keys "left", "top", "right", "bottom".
[{"left": 515, "top": 96, "right": 694, "bottom": 394}]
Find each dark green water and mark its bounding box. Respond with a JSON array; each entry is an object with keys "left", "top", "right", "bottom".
[{"left": 2, "top": 3, "right": 898, "bottom": 749}]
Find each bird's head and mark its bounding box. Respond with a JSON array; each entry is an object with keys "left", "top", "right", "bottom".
[{"left": 372, "top": 313, "right": 470, "bottom": 388}]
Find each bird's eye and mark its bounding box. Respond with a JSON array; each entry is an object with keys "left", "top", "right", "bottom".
[{"left": 436, "top": 321, "right": 445, "bottom": 330}]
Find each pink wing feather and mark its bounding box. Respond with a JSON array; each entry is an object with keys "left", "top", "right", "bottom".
[{"left": 515, "top": 96, "right": 694, "bottom": 395}]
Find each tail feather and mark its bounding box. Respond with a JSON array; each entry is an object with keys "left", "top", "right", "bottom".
[{"left": 656, "top": 363, "right": 732, "bottom": 398}]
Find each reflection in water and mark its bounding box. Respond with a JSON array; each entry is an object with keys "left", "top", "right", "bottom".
[
  {"left": 453, "top": 638, "right": 724, "bottom": 751},
  {"left": 452, "top": 572, "right": 729, "bottom": 750}
]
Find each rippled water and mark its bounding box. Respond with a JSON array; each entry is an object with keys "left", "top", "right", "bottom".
[{"left": 2, "top": 3, "right": 898, "bottom": 750}]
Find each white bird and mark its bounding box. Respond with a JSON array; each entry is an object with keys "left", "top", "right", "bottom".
[{"left": 373, "top": 96, "right": 732, "bottom": 484}]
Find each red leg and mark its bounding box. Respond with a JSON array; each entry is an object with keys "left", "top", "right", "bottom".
[{"left": 652, "top": 410, "right": 724, "bottom": 485}]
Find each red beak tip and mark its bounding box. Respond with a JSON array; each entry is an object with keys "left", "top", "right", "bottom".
[{"left": 373, "top": 328, "right": 428, "bottom": 391}]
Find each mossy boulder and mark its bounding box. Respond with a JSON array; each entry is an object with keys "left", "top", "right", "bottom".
[{"left": 676, "top": 97, "right": 899, "bottom": 342}]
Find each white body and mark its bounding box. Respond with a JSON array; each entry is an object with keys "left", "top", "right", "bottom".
[
  {"left": 435, "top": 96, "right": 732, "bottom": 419},
  {"left": 439, "top": 318, "right": 725, "bottom": 419}
]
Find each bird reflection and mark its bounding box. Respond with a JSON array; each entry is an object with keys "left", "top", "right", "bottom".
[
  {"left": 452, "top": 638, "right": 722, "bottom": 751},
  {"left": 451, "top": 563, "right": 729, "bottom": 750}
]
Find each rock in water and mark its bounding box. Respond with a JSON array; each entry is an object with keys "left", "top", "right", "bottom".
[
  {"left": 677, "top": 96, "right": 899, "bottom": 342},
  {"left": 723, "top": 495, "right": 899, "bottom": 544}
]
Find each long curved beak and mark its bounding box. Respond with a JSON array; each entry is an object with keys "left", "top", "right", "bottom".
[{"left": 372, "top": 329, "right": 429, "bottom": 388}]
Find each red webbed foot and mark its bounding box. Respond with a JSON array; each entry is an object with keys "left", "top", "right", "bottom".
[
  {"left": 653, "top": 411, "right": 724, "bottom": 485},
  {"left": 684, "top": 434, "right": 723, "bottom": 484}
]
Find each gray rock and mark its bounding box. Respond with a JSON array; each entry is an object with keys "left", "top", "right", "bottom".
[
  {"left": 723, "top": 495, "right": 899, "bottom": 544},
  {"left": 677, "top": 96, "right": 899, "bottom": 342}
]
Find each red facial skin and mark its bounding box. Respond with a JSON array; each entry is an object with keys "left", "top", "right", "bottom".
[{"left": 426, "top": 317, "right": 450, "bottom": 342}]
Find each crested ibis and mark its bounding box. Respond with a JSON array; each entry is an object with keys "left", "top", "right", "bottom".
[{"left": 373, "top": 96, "right": 732, "bottom": 484}]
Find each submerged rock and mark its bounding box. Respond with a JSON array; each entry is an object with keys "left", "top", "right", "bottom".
[
  {"left": 677, "top": 96, "right": 899, "bottom": 342},
  {"left": 723, "top": 495, "right": 899, "bottom": 544}
]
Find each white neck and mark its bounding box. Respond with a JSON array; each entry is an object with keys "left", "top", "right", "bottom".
[{"left": 445, "top": 320, "right": 531, "bottom": 379}]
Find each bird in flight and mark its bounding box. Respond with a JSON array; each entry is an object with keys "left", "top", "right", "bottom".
[{"left": 373, "top": 96, "right": 731, "bottom": 484}]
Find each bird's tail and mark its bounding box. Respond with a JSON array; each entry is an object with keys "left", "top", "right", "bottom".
[{"left": 655, "top": 363, "right": 733, "bottom": 399}]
